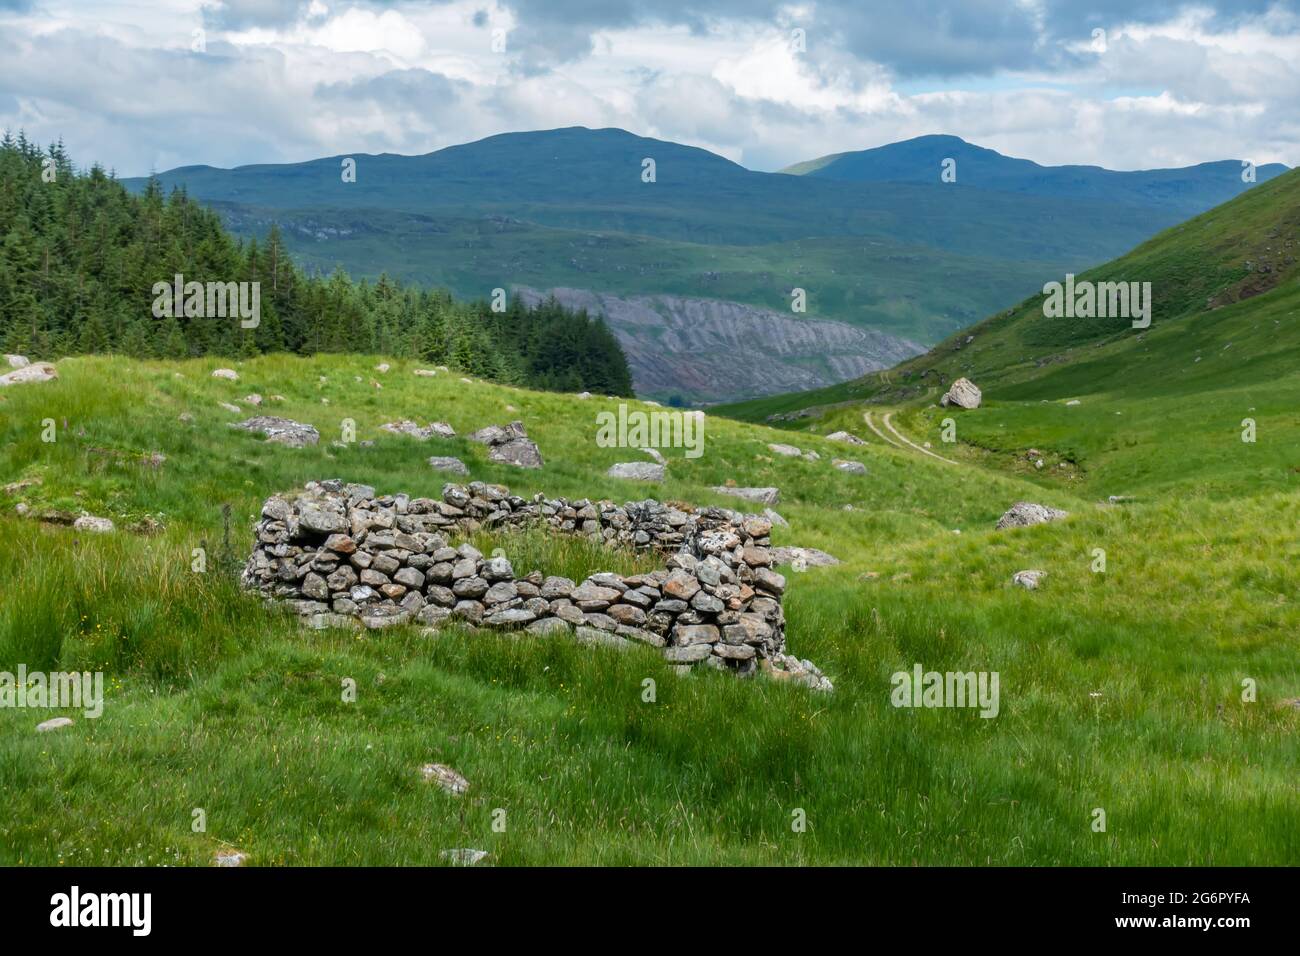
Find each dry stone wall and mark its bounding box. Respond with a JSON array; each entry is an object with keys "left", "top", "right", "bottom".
[{"left": 242, "top": 479, "right": 831, "bottom": 690}]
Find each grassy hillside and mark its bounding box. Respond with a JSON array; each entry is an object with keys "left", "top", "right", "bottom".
[
  {"left": 719, "top": 167, "right": 1300, "bottom": 502},
  {"left": 1, "top": 353, "right": 1295, "bottom": 865}
]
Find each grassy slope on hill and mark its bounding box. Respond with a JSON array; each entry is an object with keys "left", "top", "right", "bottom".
[
  {"left": 1, "top": 353, "right": 1295, "bottom": 865},
  {"left": 719, "top": 169, "right": 1300, "bottom": 497}
]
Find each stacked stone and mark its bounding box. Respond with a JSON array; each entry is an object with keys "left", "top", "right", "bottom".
[{"left": 242, "top": 479, "right": 831, "bottom": 690}]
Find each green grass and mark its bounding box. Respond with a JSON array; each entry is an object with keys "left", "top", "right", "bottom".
[{"left": 1, "top": 351, "right": 1296, "bottom": 865}]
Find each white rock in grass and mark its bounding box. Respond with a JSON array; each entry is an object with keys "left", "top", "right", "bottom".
[
  {"left": 0, "top": 362, "right": 57, "bottom": 386},
  {"left": 413, "top": 368, "right": 437, "bottom": 377},
  {"left": 243, "top": 393, "right": 263, "bottom": 406},
  {"left": 1013, "top": 569, "right": 1046, "bottom": 590},
  {"left": 374, "top": 363, "right": 390, "bottom": 373},
  {"left": 428, "top": 456, "right": 469, "bottom": 476},
  {"left": 5, "top": 354, "right": 30, "bottom": 368},
  {"left": 607, "top": 461, "right": 664, "bottom": 481},
  {"left": 73, "top": 515, "right": 115, "bottom": 533},
  {"left": 212, "top": 368, "right": 239, "bottom": 381},
  {"left": 996, "top": 501, "right": 1069, "bottom": 530},
  {"left": 768, "top": 443, "right": 803, "bottom": 457},
  {"left": 36, "top": 717, "right": 74, "bottom": 732},
  {"left": 713, "top": 485, "right": 780, "bottom": 506},
  {"left": 219, "top": 402, "right": 241, "bottom": 413},
  {"left": 940, "top": 377, "right": 982, "bottom": 410},
  {"left": 441, "top": 848, "right": 489, "bottom": 866},
  {"left": 825, "top": 430, "right": 867, "bottom": 445},
  {"left": 421, "top": 763, "right": 469, "bottom": 795},
  {"left": 214, "top": 849, "right": 247, "bottom": 867},
  {"left": 832, "top": 459, "right": 866, "bottom": 474}
]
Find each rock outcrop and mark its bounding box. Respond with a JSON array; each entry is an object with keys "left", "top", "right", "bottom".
[
  {"left": 381, "top": 420, "right": 456, "bottom": 440},
  {"left": 713, "top": 486, "right": 780, "bottom": 506},
  {"left": 0, "top": 362, "right": 57, "bottom": 386},
  {"left": 825, "top": 431, "right": 867, "bottom": 445},
  {"left": 514, "top": 286, "right": 925, "bottom": 404},
  {"left": 1012, "top": 569, "right": 1046, "bottom": 589},
  {"left": 242, "top": 479, "right": 830, "bottom": 690},
  {"left": 428, "top": 456, "right": 469, "bottom": 476},
  {"left": 229, "top": 416, "right": 320, "bottom": 447},
  {"left": 996, "top": 501, "right": 1069, "bottom": 529},
  {"left": 940, "top": 377, "right": 982, "bottom": 409},
  {"left": 607, "top": 462, "right": 664, "bottom": 481},
  {"left": 467, "top": 421, "right": 543, "bottom": 469}
]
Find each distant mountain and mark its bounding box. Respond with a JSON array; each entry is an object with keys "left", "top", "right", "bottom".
[
  {"left": 782, "top": 134, "right": 1288, "bottom": 218},
  {"left": 123, "top": 127, "right": 1287, "bottom": 402}
]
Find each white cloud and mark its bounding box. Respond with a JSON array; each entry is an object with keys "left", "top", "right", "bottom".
[{"left": 0, "top": 0, "right": 1294, "bottom": 174}]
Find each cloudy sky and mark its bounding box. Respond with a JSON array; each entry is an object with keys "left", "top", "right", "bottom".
[{"left": 1, "top": 0, "right": 1296, "bottom": 176}]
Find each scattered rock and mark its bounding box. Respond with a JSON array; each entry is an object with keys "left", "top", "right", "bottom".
[
  {"left": 996, "top": 501, "right": 1069, "bottom": 530},
  {"left": 211, "top": 368, "right": 239, "bottom": 381},
  {"left": 1108, "top": 495, "right": 1136, "bottom": 504},
  {"left": 178, "top": 412, "right": 194, "bottom": 423},
  {"left": 428, "top": 456, "right": 469, "bottom": 476},
  {"left": 374, "top": 363, "right": 390, "bottom": 373},
  {"left": 229, "top": 416, "right": 320, "bottom": 447},
  {"left": 381, "top": 420, "right": 456, "bottom": 440},
  {"left": 413, "top": 368, "right": 437, "bottom": 377},
  {"left": 768, "top": 443, "right": 802, "bottom": 457},
  {"left": 1065, "top": 399, "right": 1081, "bottom": 406},
  {"left": 832, "top": 459, "right": 866, "bottom": 474},
  {"left": 763, "top": 508, "right": 788, "bottom": 527},
  {"left": 713, "top": 485, "right": 779, "bottom": 506},
  {"left": 607, "top": 461, "right": 664, "bottom": 481},
  {"left": 36, "top": 717, "right": 74, "bottom": 732},
  {"left": 441, "top": 848, "right": 489, "bottom": 866},
  {"left": 5, "top": 354, "right": 30, "bottom": 368},
  {"left": 770, "top": 547, "right": 840, "bottom": 567},
  {"left": 0, "top": 362, "right": 57, "bottom": 386},
  {"left": 214, "top": 850, "right": 247, "bottom": 867},
  {"left": 1013, "top": 569, "right": 1047, "bottom": 590},
  {"left": 421, "top": 763, "right": 470, "bottom": 795},
  {"left": 73, "top": 515, "right": 115, "bottom": 533},
  {"left": 3, "top": 477, "right": 40, "bottom": 496},
  {"left": 468, "top": 421, "right": 542, "bottom": 469},
  {"left": 940, "top": 377, "right": 982, "bottom": 409},
  {"left": 218, "top": 402, "right": 241, "bottom": 413},
  {"left": 825, "top": 430, "right": 867, "bottom": 445}
]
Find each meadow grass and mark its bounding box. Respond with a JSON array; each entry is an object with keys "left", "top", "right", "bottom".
[{"left": 0, "top": 353, "right": 1295, "bottom": 865}]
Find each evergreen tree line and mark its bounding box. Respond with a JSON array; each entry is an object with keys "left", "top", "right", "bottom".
[{"left": 0, "top": 132, "right": 634, "bottom": 395}]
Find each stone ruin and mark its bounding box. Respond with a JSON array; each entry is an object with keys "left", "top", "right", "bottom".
[{"left": 242, "top": 479, "right": 831, "bottom": 691}]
